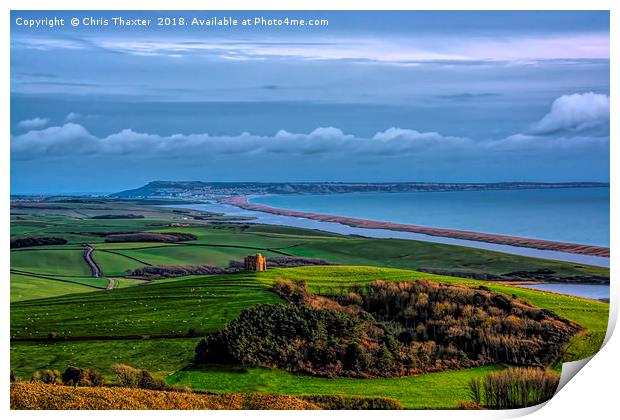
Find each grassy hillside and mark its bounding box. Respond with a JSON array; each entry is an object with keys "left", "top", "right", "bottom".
[
  {"left": 10, "top": 273, "right": 104, "bottom": 302},
  {"left": 11, "top": 274, "right": 284, "bottom": 339},
  {"left": 10, "top": 338, "right": 199, "bottom": 380},
  {"left": 10, "top": 266, "right": 608, "bottom": 408},
  {"left": 11, "top": 249, "right": 92, "bottom": 277},
  {"left": 12, "top": 266, "right": 608, "bottom": 355}
]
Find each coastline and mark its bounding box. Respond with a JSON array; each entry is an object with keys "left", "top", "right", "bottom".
[{"left": 221, "top": 195, "right": 610, "bottom": 258}]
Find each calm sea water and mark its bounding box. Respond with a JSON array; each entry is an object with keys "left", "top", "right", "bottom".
[
  {"left": 519, "top": 283, "right": 609, "bottom": 300},
  {"left": 251, "top": 188, "right": 609, "bottom": 247}
]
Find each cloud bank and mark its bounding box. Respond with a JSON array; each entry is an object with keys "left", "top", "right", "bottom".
[{"left": 10, "top": 93, "right": 609, "bottom": 164}]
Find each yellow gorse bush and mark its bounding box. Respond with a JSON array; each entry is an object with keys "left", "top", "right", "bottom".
[{"left": 10, "top": 382, "right": 320, "bottom": 410}]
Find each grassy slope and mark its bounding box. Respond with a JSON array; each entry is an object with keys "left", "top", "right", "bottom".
[
  {"left": 169, "top": 365, "right": 500, "bottom": 409},
  {"left": 10, "top": 273, "right": 102, "bottom": 302},
  {"left": 11, "top": 274, "right": 284, "bottom": 338},
  {"left": 10, "top": 266, "right": 608, "bottom": 409},
  {"left": 11, "top": 249, "right": 92, "bottom": 277},
  {"left": 11, "top": 266, "right": 608, "bottom": 352},
  {"left": 10, "top": 338, "right": 200, "bottom": 379},
  {"left": 93, "top": 250, "right": 147, "bottom": 276}
]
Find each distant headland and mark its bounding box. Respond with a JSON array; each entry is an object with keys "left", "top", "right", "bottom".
[{"left": 112, "top": 181, "right": 609, "bottom": 199}]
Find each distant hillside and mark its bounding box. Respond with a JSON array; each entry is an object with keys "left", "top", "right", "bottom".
[{"left": 111, "top": 180, "right": 608, "bottom": 199}]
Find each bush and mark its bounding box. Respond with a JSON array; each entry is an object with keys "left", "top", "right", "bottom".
[
  {"left": 127, "top": 264, "right": 232, "bottom": 280},
  {"left": 111, "top": 364, "right": 167, "bottom": 390},
  {"left": 475, "top": 368, "right": 560, "bottom": 409},
  {"left": 32, "top": 369, "right": 62, "bottom": 385},
  {"left": 138, "top": 369, "right": 168, "bottom": 391},
  {"left": 111, "top": 364, "right": 140, "bottom": 387},
  {"left": 302, "top": 395, "right": 403, "bottom": 409},
  {"left": 195, "top": 303, "right": 373, "bottom": 377},
  {"left": 61, "top": 367, "right": 104, "bottom": 387}
]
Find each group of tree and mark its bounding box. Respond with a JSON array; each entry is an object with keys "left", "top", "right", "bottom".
[
  {"left": 24, "top": 364, "right": 172, "bottom": 392},
  {"left": 468, "top": 367, "right": 560, "bottom": 408},
  {"left": 10, "top": 236, "right": 67, "bottom": 249},
  {"left": 195, "top": 280, "right": 579, "bottom": 378},
  {"left": 29, "top": 367, "right": 104, "bottom": 387},
  {"left": 91, "top": 214, "right": 145, "bottom": 219},
  {"left": 105, "top": 231, "right": 197, "bottom": 243}
]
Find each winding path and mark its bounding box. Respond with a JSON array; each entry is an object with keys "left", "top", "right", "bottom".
[
  {"left": 83, "top": 244, "right": 102, "bottom": 278},
  {"left": 83, "top": 244, "right": 116, "bottom": 289}
]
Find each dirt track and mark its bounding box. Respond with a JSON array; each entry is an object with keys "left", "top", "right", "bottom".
[{"left": 83, "top": 244, "right": 102, "bottom": 278}]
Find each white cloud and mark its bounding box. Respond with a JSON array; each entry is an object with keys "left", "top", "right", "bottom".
[
  {"left": 10, "top": 93, "right": 609, "bottom": 163},
  {"left": 17, "top": 117, "right": 49, "bottom": 130},
  {"left": 530, "top": 92, "right": 610, "bottom": 134}
]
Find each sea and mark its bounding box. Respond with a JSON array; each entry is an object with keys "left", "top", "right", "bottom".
[{"left": 250, "top": 187, "right": 610, "bottom": 247}]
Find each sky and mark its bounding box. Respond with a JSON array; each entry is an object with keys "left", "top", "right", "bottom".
[{"left": 10, "top": 10, "right": 610, "bottom": 193}]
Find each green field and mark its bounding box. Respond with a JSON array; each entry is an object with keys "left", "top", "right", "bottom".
[
  {"left": 93, "top": 250, "right": 148, "bottom": 276},
  {"left": 169, "top": 365, "right": 501, "bottom": 409},
  {"left": 109, "top": 245, "right": 281, "bottom": 269},
  {"left": 11, "top": 274, "right": 284, "bottom": 338},
  {"left": 10, "top": 338, "right": 200, "bottom": 380},
  {"left": 10, "top": 273, "right": 104, "bottom": 302},
  {"left": 11, "top": 249, "right": 92, "bottom": 277},
  {"left": 10, "top": 200, "right": 610, "bottom": 409}
]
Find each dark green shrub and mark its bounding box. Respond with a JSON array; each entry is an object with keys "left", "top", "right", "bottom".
[
  {"left": 61, "top": 367, "right": 104, "bottom": 387},
  {"left": 302, "top": 395, "right": 403, "bottom": 409}
]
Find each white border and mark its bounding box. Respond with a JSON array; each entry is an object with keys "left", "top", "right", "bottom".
[{"left": 2, "top": 1, "right": 616, "bottom": 419}]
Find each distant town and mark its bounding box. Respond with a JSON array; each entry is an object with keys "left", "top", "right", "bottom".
[{"left": 108, "top": 181, "right": 610, "bottom": 201}]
